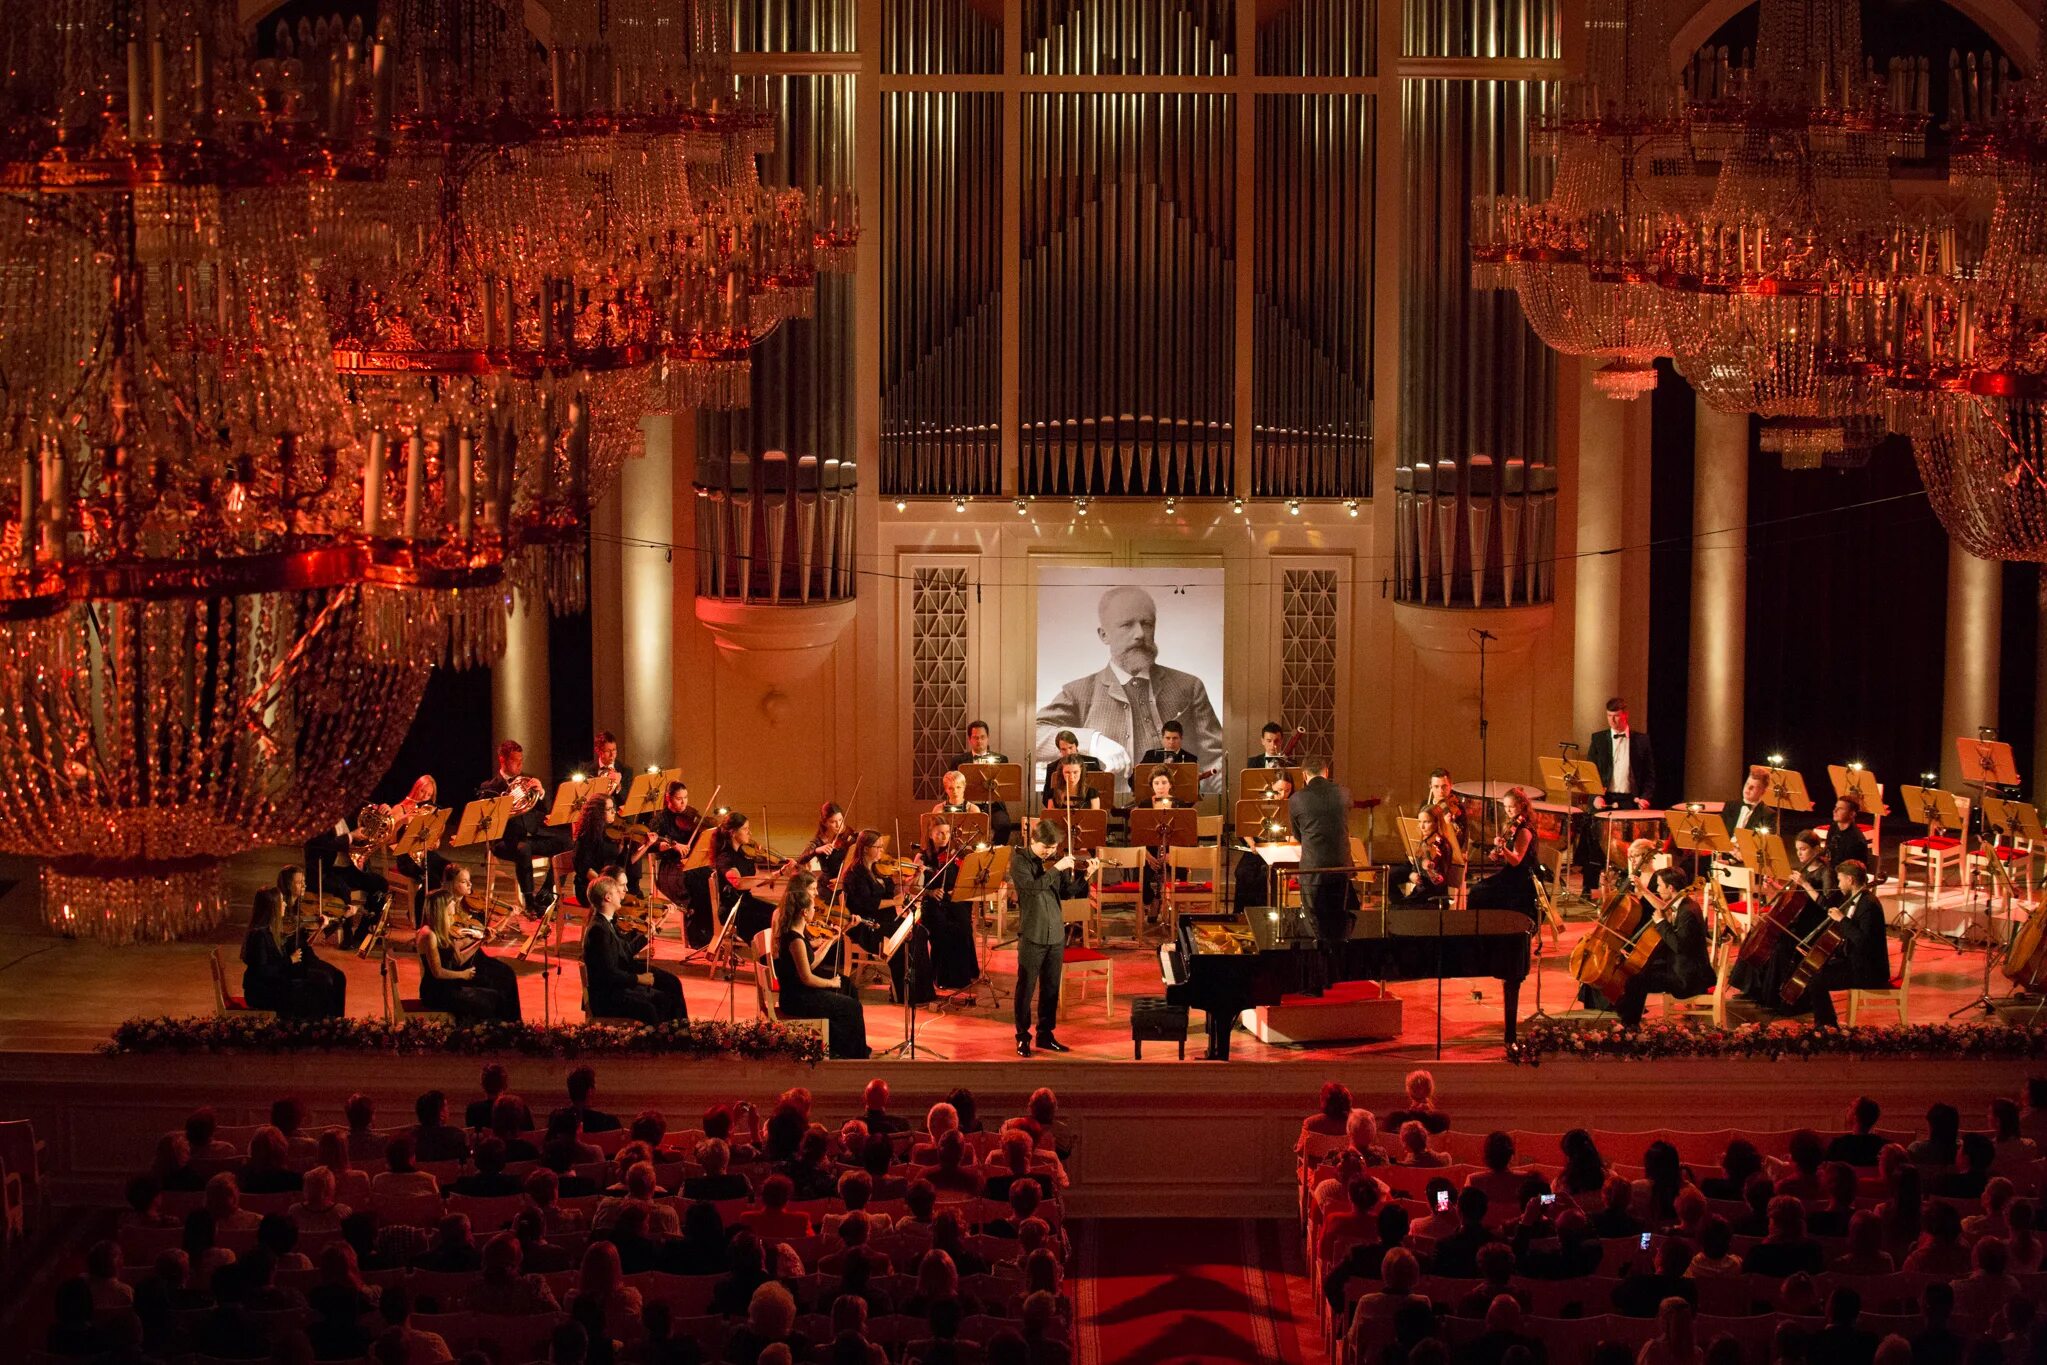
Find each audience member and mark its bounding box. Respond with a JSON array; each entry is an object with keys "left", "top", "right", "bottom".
[
  {"left": 1827, "top": 1098, "right": 1888, "bottom": 1167},
  {"left": 410, "top": 1091, "right": 470, "bottom": 1164},
  {"left": 1614, "top": 1238, "right": 1699, "bottom": 1318},
  {"left": 681, "top": 1139, "right": 750, "bottom": 1202}
]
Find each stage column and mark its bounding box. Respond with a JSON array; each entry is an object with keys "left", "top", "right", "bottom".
[
  {"left": 622, "top": 416, "right": 677, "bottom": 762},
  {"left": 492, "top": 588, "right": 551, "bottom": 778},
  {"left": 1571, "top": 365, "right": 1652, "bottom": 734},
  {"left": 1687, "top": 407, "right": 1748, "bottom": 788},
  {"left": 1939, "top": 540, "right": 2002, "bottom": 790}
]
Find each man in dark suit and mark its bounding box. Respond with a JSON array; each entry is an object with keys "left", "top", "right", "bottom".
[
  {"left": 578, "top": 731, "right": 634, "bottom": 805},
  {"left": 1580, "top": 697, "right": 1656, "bottom": 892},
  {"left": 1803, "top": 860, "right": 1892, "bottom": 1028},
  {"left": 949, "top": 719, "right": 1014, "bottom": 844},
  {"left": 1035, "top": 585, "right": 1224, "bottom": 795},
  {"left": 1038, "top": 730, "right": 1105, "bottom": 804},
  {"left": 1290, "top": 760, "right": 1355, "bottom": 984},
  {"left": 1247, "top": 722, "right": 1293, "bottom": 769},
  {"left": 1727, "top": 767, "right": 1773, "bottom": 839},
  {"left": 478, "top": 739, "right": 573, "bottom": 914},
  {"left": 1008, "top": 820, "right": 1086, "bottom": 1057},
  {"left": 1614, "top": 867, "right": 1712, "bottom": 1028},
  {"left": 582, "top": 876, "right": 684, "bottom": 1023},
  {"left": 1138, "top": 720, "right": 1201, "bottom": 768}
]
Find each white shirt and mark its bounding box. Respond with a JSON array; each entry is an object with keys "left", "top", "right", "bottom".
[
  {"left": 1734, "top": 801, "right": 1758, "bottom": 830},
  {"left": 1610, "top": 731, "right": 1632, "bottom": 796},
  {"left": 1109, "top": 661, "right": 1151, "bottom": 687}
]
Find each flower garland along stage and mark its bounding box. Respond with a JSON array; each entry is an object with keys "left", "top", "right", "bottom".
[
  {"left": 103, "top": 1016, "right": 826, "bottom": 1065},
  {"left": 1508, "top": 1019, "right": 2047, "bottom": 1066}
]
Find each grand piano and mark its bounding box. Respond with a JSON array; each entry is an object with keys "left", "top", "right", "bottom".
[{"left": 1163, "top": 905, "right": 1535, "bottom": 1058}]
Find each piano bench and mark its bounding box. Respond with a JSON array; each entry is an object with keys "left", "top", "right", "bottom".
[{"left": 1130, "top": 995, "right": 1189, "bottom": 1059}]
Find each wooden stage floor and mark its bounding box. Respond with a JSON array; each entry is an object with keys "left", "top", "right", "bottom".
[{"left": 0, "top": 849, "right": 2031, "bottom": 1058}]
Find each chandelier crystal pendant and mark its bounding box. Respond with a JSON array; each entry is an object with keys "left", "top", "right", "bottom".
[{"left": 1650, "top": 0, "right": 1928, "bottom": 468}]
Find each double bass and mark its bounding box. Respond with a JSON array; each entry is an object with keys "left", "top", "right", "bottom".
[{"left": 1568, "top": 879, "right": 1662, "bottom": 1003}]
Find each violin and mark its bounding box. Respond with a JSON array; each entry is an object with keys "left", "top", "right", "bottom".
[
  {"left": 1489, "top": 810, "right": 1531, "bottom": 866},
  {"left": 1404, "top": 796, "right": 1463, "bottom": 897},
  {"left": 1568, "top": 886, "right": 1662, "bottom": 1001}
]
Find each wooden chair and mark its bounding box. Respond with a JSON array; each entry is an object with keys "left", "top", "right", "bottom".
[
  {"left": 1163, "top": 843, "right": 1220, "bottom": 931},
  {"left": 1661, "top": 936, "right": 1734, "bottom": 1026},
  {"left": 1897, "top": 798, "right": 1968, "bottom": 916},
  {"left": 1847, "top": 930, "right": 1917, "bottom": 1026},
  {"left": 1196, "top": 813, "right": 1224, "bottom": 841},
  {"left": 382, "top": 953, "right": 454, "bottom": 1027},
  {"left": 1060, "top": 893, "right": 1098, "bottom": 949},
  {"left": 750, "top": 930, "right": 829, "bottom": 1044},
  {"left": 1059, "top": 899, "right": 1112, "bottom": 1019},
  {"left": 579, "top": 972, "right": 639, "bottom": 1026},
  {"left": 1089, "top": 847, "right": 1147, "bottom": 945},
  {"left": 210, "top": 948, "right": 276, "bottom": 1021}
]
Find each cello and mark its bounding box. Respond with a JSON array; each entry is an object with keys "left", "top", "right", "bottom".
[
  {"left": 1738, "top": 843, "right": 1829, "bottom": 972},
  {"left": 2004, "top": 906, "right": 2047, "bottom": 993},
  {"left": 1779, "top": 914, "right": 1846, "bottom": 1007},
  {"left": 1568, "top": 878, "right": 1662, "bottom": 1003}
]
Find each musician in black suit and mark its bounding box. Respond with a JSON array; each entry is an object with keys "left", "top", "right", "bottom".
[
  {"left": 478, "top": 740, "right": 573, "bottom": 914},
  {"left": 1138, "top": 720, "right": 1202, "bottom": 768},
  {"left": 582, "top": 876, "right": 685, "bottom": 1023},
  {"left": 1290, "top": 760, "right": 1356, "bottom": 986},
  {"left": 1802, "top": 860, "right": 1892, "bottom": 1028},
  {"left": 1580, "top": 697, "right": 1657, "bottom": 892},
  {"left": 948, "top": 719, "right": 1014, "bottom": 844},
  {"left": 1726, "top": 768, "right": 1774, "bottom": 840},
  {"left": 1820, "top": 796, "right": 1873, "bottom": 873},
  {"left": 1615, "top": 867, "right": 1712, "bottom": 1029},
  {"left": 577, "top": 731, "right": 634, "bottom": 808},
  {"left": 303, "top": 814, "right": 392, "bottom": 951},
  {"left": 1247, "top": 722, "right": 1291, "bottom": 768}
]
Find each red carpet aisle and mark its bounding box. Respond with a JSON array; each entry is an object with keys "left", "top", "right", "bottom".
[{"left": 1074, "top": 1219, "right": 1320, "bottom": 1364}]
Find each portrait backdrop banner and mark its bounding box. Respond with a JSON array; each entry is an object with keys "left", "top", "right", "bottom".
[{"left": 1033, "top": 567, "right": 1226, "bottom": 795}]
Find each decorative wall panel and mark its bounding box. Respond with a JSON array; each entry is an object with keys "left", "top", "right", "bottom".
[
  {"left": 1024, "top": 0, "right": 1235, "bottom": 75},
  {"left": 885, "top": 0, "right": 1003, "bottom": 75},
  {"left": 910, "top": 567, "right": 973, "bottom": 799},
  {"left": 1254, "top": 94, "right": 1374, "bottom": 500},
  {"left": 1280, "top": 568, "right": 1340, "bottom": 763},
  {"left": 1021, "top": 91, "right": 1236, "bottom": 498},
  {"left": 881, "top": 92, "right": 1004, "bottom": 498}
]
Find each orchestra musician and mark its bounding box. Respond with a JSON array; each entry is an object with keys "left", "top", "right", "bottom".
[
  {"left": 797, "top": 804, "right": 853, "bottom": 882},
  {"left": 770, "top": 872, "right": 871, "bottom": 1059},
  {"left": 389, "top": 776, "right": 450, "bottom": 893},
  {"left": 1614, "top": 867, "right": 1712, "bottom": 1030},
  {"left": 1009, "top": 820, "right": 1086, "bottom": 1057},
  {"left": 579, "top": 731, "right": 633, "bottom": 804},
  {"left": 1580, "top": 697, "right": 1657, "bottom": 893},
  {"left": 477, "top": 740, "right": 572, "bottom": 916},
  {"left": 932, "top": 772, "right": 982, "bottom": 817},
  {"left": 573, "top": 793, "right": 644, "bottom": 905},
  {"left": 646, "top": 781, "right": 710, "bottom": 946},
  {"left": 583, "top": 875, "right": 687, "bottom": 1023},
  {"left": 1733, "top": 828, "right": 1830, "bottom": 1007},
  {"left": 416, "top": 887, "right": 522, "bottom": 1022},
  {"left": 714, "top": 811, "right": 778, "bottom": 945},
  {"left": 948, "top": 720, "right": 1014, "bottom": 845},
  {"left": 1234, "top": 771, "right": 1296, "bottom": 915},
  {"left": 302, "top": 810, "right": 392, "bottom": 951},
  {"left": 1800, "top": 860, "right": 1892, "bottom": 1028},
  {"left": 1134, "top": 767, "right": 1190, "bottom": 916},
  {"left": 917, "top": 818, "right": 979, "bottom": 993},
  {"left": 1728, "top": 768, "right": 1774, "bottom": 839},
  {"left": 1290, "top": 759, "right": 1356, "bottom": 979},
  {"left": 1819, "top": 796, "right": 1873, "bottom": 873},
  {"left": 843, "top": 831, "right": 934, "bottom": 1006},
  {"left": 242, "top": 871, "right": 346, "bottom": 1018},
  {"left": 1043, "top": 754, "right": 1101, "bottom": 812},
  {"left": 1467, "top": 785, "right": 1540, "bottom": 916},
  {"left": 1039, "top": 731, "right": 1104, "bottom": 804},
  {"left": 1138, "top": 719, "right": 1202, "bottom": 768},
  {"left": 1247, "top": 721, "right": 1291, "bottom": 768},
  {"left": 1395, "top": 769, "right": 1466, "bottom": 905}
]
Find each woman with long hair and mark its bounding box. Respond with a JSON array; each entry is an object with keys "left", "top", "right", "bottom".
[
  {"left": 573, "top": 793, "right": 636, "bottom": 906},
  {"left": 770, "top": 873, "right": 870, "bottom": 1059},
  {"left": 799, "top": 803, "right": 852, "bottom": 881},
  {"left": 416, "top": 890, "right": 522, "bottom": 1021},
  {"left": 845, "top": 830, "right": 934, "bottom": 1006},
  {"left": 918, "top": 817, "right": 978, "bottom": 992},
  {"left": 715, "top": 811, "right": 778, "bottom": 943},
  {"left": 242, "top": 879, "right": 345, "bottom": 1018}
]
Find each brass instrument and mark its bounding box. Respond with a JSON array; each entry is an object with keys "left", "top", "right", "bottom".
[
  {"left": 507, "top": 775, "right": 545, "bottom": 815},
  {"left": 349, "top": 803, "right": 396, "bottom": 870}
]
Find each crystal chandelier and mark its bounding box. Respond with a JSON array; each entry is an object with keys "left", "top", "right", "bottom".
[
  {"left": 1649, "top": 0, "right": 1924, "bottom": 468},
  {"left": 1472, "top": 0, "right": 1679, "bottom": 401}
]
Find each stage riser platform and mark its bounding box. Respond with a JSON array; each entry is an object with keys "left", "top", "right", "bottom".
[{"left": 0, "top": 1054, "right": 2020, "bottom": 1219}]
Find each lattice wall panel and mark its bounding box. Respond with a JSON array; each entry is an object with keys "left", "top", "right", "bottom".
[
  {"left": 1280, "top": 568, "right": 1339, "bottom": 763},
  {"left": 911, "top": 567, "right": 972, "bottom": 798}
]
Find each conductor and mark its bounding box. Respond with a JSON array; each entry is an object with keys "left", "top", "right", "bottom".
[{"left": 1289, "top": 758, "right": 1355, "bottom": 984}]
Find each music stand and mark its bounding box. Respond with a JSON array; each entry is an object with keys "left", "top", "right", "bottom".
[
  {"left": 1131, "top": 762, "right": 1199, "bottom": 804},
  {"left": 921, "top": 811, "right": 992, "bottom": 848},
  {"left": 1899, "top": 784, "right": 1962, "bottom": 933},
  {"left": 1042, "top": 808, "right": 1108, "bottom": 855},
  {"left": 1539, "top": 753, "right": 1604, "bottom": 904},
  {"left": 1828, "top": 764, "right": 1889, "bottom": 818},
  {"left": 1236, "top": 800, "right": 1293, "bottom": 842},
  {"left": 392, "top": 807, "right": 449, "bottom": 859},
  {"left": 1762, "top": 765, "right": 1815, "bottom": 814},
  {"left": 1950, "top": 735, "right": 2022, "bottom": 1017},
  {"left": 1734, "top": 827, "right": 1792, "bottom": 884},
  {"left": 451, "top": 795, "right": 516, "bottom": 933},
  {"left": 1128, "top": 808, "right": 1198, "bottom": 853},
  {"left": 1082, "top": 771, "right": 1117, "bottom": 809},
  {"left": 1246, "top": 840, "right": 1305, "bottom": 921},
  {"left": 955, "top": 844, "right": 1015, "bottom": 973},
  {"left": 619, "top": 769, "right": 679, "bottom": 818},
  {"left": 1666, "top": 807, "right": 1732, "bottom": 883},
  {"left": 1238, "top": 767, "right": 1307, "bottom": 800},
  {"left": 955, "top": 762, "right": 1023, "bottom": 817},
  {"left": 544, "top": 779, "right": 592, "bottom": 829}
]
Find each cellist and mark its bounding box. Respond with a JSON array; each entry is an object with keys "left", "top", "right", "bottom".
[
  {"left": 1790, "top": 859, "right": 1891, "bottom": 1028},
  {"left": 1614, "top": 867, "right": 1713, "bottom": 1030},
  {"left": 1736, "top": 828, "right": 1830, "bottom": 1009}
]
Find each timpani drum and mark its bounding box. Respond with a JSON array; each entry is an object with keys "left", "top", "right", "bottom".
[{"left": 1594, "top": 809, "right": 1665, "bottom": 863}]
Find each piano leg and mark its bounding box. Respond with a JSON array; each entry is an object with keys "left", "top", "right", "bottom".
[
  {"left": 1502, "top": 979, "right": 1521, "bottom": 1049},
  {"left": 1204, "top": 1008, "right": 1234, "bottom": 1060}
]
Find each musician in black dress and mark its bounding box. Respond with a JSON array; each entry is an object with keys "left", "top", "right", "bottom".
[
  {"left": 573, "top": 794, "right": 643, "bottom": 904},
  {"left": 1133, "top": 767, "right": 1191, "bottom": 917},
  {"left": 843, "top": 831, "right": 935, "bottom": 1006},
  {"left": 771, "top": 873, "right": 870, "bottom": 1058},
  {"left": 416, "top": 889, "right": 522, "bottom": 1022},
  {"left": 1800, "top": 859, "right": 1891, "bottom": 1028},
  {"left": 1043, "top": 755, "right": 1101, "bottom": 813},
  {"left": 714, "top": 812, "right": 777, "bottom": 945},
  {"left": 1738, "top": 829, "right": 1830, "bottom": 1008},
  {"left": 948, "top": 720, "right": 1014, "bottom": 845},
  {"left": 303, "top": 813, "right": 391, "bottom": 951},
  {"left": 1819, "top": 796, "right": 1872, "bottom": 873},
  {"left": 647, "top": 781, "right": 709, "bottom": 945},
  {"left": 917, "top": 818, "right": 978, "bottom": 991},
  {"left": 1468, "top": 786, "right": 1540, "bottom": 915},
  {"left": 583, "top": 876, "right": 685, "bottom": 1023},
  {"left": 478, "top": 740, "right": 572, "bottom": 915},
  {"left": 1614, "top": 868, "right": 1712, "bottom": 1029},
  {"left": 241, "top": 875, "right": 346, "bottom": 1018},
  {"left": 798, "top": 804, "right": 853, "bottom": 882},
  {"left": 388, "top": 776, "right": 451, "bottom": 893},
  {"left": 1234, "top": 772, "right": 1295, "bottom": 914}
]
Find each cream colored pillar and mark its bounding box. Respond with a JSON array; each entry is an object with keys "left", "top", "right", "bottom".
[
  {"left": 1939, "top": 540, "right": 2003, "bottom": 790},
  {"left": 1687, "top": 408, "right": 1749, "bottom": 791},
  {"left": 491, "top": 589, "right": 551, "bottom": 779},
  {"left": 589, "top": 480, "right": 624, "bottom": 734},
  {"left": 1571, "top": 366, "right": 1653, "bottom": 736},
  {"left": 622, "top": 416, "right": 677, "bottom": 763}
]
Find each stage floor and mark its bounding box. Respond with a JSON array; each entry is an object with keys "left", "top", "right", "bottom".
[{"left": 0, "top": 850, "right": 2030, "bottom": 1058}]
